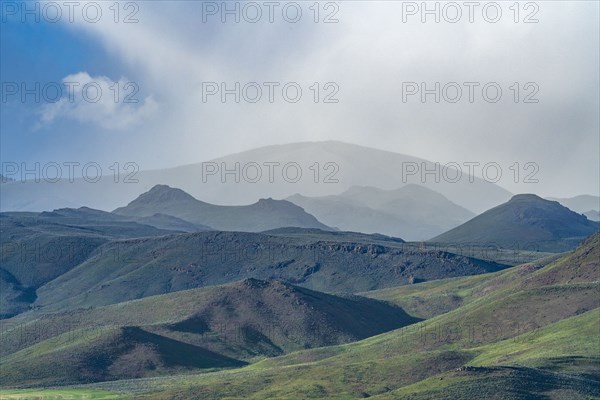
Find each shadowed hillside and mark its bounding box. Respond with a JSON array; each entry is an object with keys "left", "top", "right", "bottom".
[
  {"left": 70, "top": 232, "right": 599, "bottom": 399},
  {"left": 0, "top": 209, "right": 180, "bottom": 318},
  {"left": 0, "top": 279, "right": 419, "bottom": 386},
  {"left": 431, "top": 194, "right": 599, "bottom": 252},
  {"left": 31, "top": 230, "right": 507, "bottom": 311}
]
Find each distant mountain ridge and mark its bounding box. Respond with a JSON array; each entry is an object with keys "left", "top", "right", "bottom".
[
  {"left": 40, "top": 206, "right": 212, "bottom": 232},
  {"left": 432, "top": 194, "right": 599, "bottom": 252},
  {"left": 287, "top": 184, "right": 475, "bottom": 240},
  {"left": 0, "top": 141, "right": 513, "bottom": 213},
  {"left": 547, "top": 194, "right": 599, "bottom": 214},
  {"left": 113, "top": 184, "right": 333, "bottom": 232},
  {"left": 584, "top": 210, "right": 600, "bottom": 221}
]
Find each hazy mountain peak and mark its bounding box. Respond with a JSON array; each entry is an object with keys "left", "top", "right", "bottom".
[
  {"left": 286, "top": 183, "right": 475, "bottom": 241},
  {"left": 509, "top": 193, "right": 545, "bottom": 202},
  {"left": 342, "top": 184, "right": 448, "bottom": 199},
  {"left": 1, "top": 141, "right": 513, "bottom": 213},
  {"left": 583, "top": 210, "right": 600, "bottom": 221},
  {"left": 236, "top": 277, "right": 283, "bottom": 290},
  {"left": 547, "top": 194, "right": 600, "bottom": 214},
  {"left": 397, "top": 183, "right": 441, "bottom": 194},
  {"left": 433, "top": 193, "right": 599, "bottom": 251},
  {"left": 140, "top": 184, "right": 197, "bottom": 203},
  {"left": 113, "top": 185, "right": 332, "bottom": 232},
  {"left": 255, "top": 197, "right": 302, "bottom": 211},
  {"left": 344, "top": 185, "right": 381, "bottom": 192}
]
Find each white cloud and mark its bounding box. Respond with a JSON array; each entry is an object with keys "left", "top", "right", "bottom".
[
  {"left": 51, "top": 1, "right": 599, "bottom": 197},
  {"left": 39, "top": 72, "right": 157, "bottom": 130}
]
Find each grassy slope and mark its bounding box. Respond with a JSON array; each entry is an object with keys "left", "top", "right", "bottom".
[
  {"left": 468, "top": 308, "right": 599, "bottom": 370},
  {"left": 80, "top": 232, "right": 597, "bottom": 399},
  {"left": 32, "top": 230, "right": 507, "bottom": 311},
  {"left": 0, "top": 389, "right": 126, "bottom": 399},
  {"left": 0, "top": 280, "right": 418, "bottom": 387},
  {"left": 370, "top": 309, "right": 600, "bottom": 400},
  {"left": 4, "top": 235, "right": 597, "bottom": 399},
  {"left": 0, "top": 210, "right": 181, "bottom": 318},
  {"left": 361, "top": 252, "right": 563, "bottom": 318},
  {"left": 0, "top": 326, "right": 245, "bottom": 387},
  {"left": 88, "top": 308, "right": 598, "bottom": 400},
  {"left": 10, "top": 286, "right": 597, "bottom": 399}
]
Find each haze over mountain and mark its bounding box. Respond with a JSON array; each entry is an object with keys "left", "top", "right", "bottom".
[
  {"left": 113, "top": 184, "right": 332, "bottom": 232},
  {"left": 287, "top": 184, "right": 475, "bottom": 240},
  {"left": 549, "top": 194, "right": 600, "bottom": 221},
  {"left": 547, "top": 194, "right": 600, "bottom": 214},
  {"left": 2, "top": 1, "right": 598, "bottom": 397},
  {"left": 38, "top": 206, "right": 212, "bottom": 232},
  {"left": 0, "top": 141, "right": 513, "bottom": 214},
  {"left": 432, "top": 194, "right": 600, "bottom": 252},
  {"left": 584, "top": 210, "right": 600, "bottom": 222}
]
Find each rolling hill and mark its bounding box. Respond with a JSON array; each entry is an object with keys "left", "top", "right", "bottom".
[
  {"left": 0, "top": 209, "right": 182, "bottom": 318},
  {"left": 69, "top": 231, "right": 599, "bottom": 399},
  {"left": 1, "top": 231, "right": 597, "bottom": 399},
  {"left": 431, "top": 194, "right": 599, "bottom": 252},
  {"left": 113, "top": 184, "right": 333, "bottom": 232},
  {"left": 31, "top": 229, "right": 507, "bottom": 312},
  {"left": 287, "top": 184, "right": 475, "bottom": 240},
  {"left": 0, "top": 279, "right": 418, "bottom": 386},
  {"left": 2, "top": 193, "right": 597, "bottom": 399}
]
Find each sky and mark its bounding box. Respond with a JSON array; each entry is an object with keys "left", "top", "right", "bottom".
[{"left": 1, "top": 0, "right": 599, "bottom": 197}]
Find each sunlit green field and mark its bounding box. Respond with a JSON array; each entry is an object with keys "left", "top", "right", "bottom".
[{"left": 0, "top": 389, "right": 126, "bottom": 400}]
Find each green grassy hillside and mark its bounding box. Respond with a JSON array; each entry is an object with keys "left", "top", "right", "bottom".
[
  {"left": 0, "top": 279, "right": 418, "bottom": 387},
  {"left": 365, "top": 232, "right": 598, "bottom": 319},
  {"left": 0, "top": 389, "right": 125, "bottom": 399},
  {"left": 32, "top": 230, "right": 506, "bottom": 311},
  {"left": 0, "top": 210, "right": 180, "bottom": 319},
  {"left": 2, "top": 229, "right": 596, "bottom": 399},
  {"left": 66, "top": 232, "right": 599, "bottom": 399}
]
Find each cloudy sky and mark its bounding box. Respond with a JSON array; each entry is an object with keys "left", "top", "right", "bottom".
[{"left": 1, "top": 1, "right": 598, "bottom": 197}]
